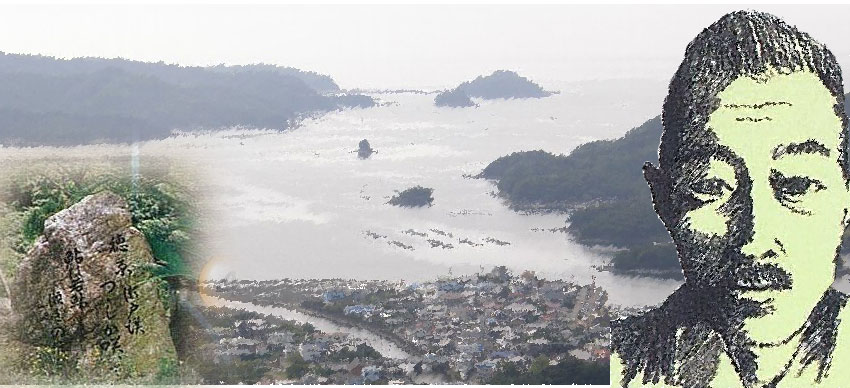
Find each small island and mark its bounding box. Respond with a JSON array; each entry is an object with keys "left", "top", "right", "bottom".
[
  {"left": 357, "top": 139, "right": 375, "bottom": 159},
  {"left": 387, "top": 186, "right": 434, "bottom": 208},
  {"left": 434, "top": 89, "right": 476, "bottom": 108},
  {"left": 435, "top": 70, "right": 552, "bottom": 107}
]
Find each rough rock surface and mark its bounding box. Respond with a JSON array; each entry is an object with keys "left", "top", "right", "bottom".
[{"left": 12, "top": 191, "right": 176, "bottom": 379}]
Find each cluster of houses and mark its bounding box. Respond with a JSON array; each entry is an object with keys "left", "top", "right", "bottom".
[
  {"left": 198, "top": 306, "right": 418, "bottom": 384},
  {"left": 202, "top": 266, "right": 611, "bottom": 383}
]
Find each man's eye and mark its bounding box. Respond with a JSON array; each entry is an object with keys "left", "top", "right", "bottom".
[
  {"left": 690, "top": 178, "right": 732, "bottom": 197},
  {"left": 769, "top": 170, "right": 826, "bottom": 204}
]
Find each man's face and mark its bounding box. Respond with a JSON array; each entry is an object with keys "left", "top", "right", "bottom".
[{"left": 668, "top": 70, "right": 850, "bottom": 345}]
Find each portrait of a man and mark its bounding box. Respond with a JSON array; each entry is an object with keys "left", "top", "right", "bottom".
[{"left": 611, "top": 10, "right": 850, "bottom": 387}]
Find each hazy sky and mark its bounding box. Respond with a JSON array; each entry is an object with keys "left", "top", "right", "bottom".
[{"left": 0, "top": 5, "right": 849, "bottom": 90}]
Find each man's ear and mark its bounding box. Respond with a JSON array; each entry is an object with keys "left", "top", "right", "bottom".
[{"left": 643, "top": 162, "right": 675, "bottom": 229}]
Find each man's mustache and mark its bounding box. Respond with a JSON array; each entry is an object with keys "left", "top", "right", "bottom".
[
  {"left": 729, "top": 255, "right": 793, "bottom": 291},
  {"left": 679, "top": 231, "right": 794, "bottom": 292}
]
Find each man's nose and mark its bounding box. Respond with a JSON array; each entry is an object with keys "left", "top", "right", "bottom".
[{"left": 740, "top": 182, "right": 785, "bottom": 260}]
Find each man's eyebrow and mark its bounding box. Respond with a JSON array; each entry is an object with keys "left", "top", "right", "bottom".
[
  {"left": 735, "top": 117, "right": 772, "bottom": 122},
  {"left": 722, "top": 101, "right": 793, "bottom": 109},
  {"left": 772, "top": 139, "right": 831, "bottom": 160}
]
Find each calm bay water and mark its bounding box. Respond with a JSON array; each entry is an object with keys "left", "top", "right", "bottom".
[{"left": 0, "top": 80, "right": 682, "bottom": 307}]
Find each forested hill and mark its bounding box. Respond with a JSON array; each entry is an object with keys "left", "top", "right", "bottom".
[
  {"left": 0, "top": 52, "right": 373, "bottom": 146},
  {"left": 0, "top": 52, "right": 340, "bottom": 93},
  {"left": 479, "top": 116, "right": 661, "bottom": 206}
]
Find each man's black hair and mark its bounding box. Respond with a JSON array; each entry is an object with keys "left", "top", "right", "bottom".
[{"left": 660, "top": 10, "right": 848, "bottom": 180}]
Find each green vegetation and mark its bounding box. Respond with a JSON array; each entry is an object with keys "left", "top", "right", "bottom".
[
  {"left": 284, "top": 353, "right": 310, "bottom": 379},
  {"left": 0, "top": 52, "right": 340, "bottom": 93},
  {"left": 567, "top": 197, "right": 669, "bottom": 248},
  {"left": 479, "top": 117, "right": 662, "bottom": 206},
  {"left": 478, "top": 116, "right": 675, "bottom": 276},
  {"left": 0, "top": 52, "right": 374, "bottom": 146},
  {"left": 488, "top": 355, "right": 609, "bottom": 384},
  {"left": 611, "top": 243, "right": 682, "bottom": 280},
  {"left": 0, "top": 161, "right": 203, "bottom": 384},
  {"left": 3, "top": 165, "right": 195, "bottom": 282},
  {"left": 327, "top": 343, "right": 382, "bottom": 362},
  {"left": 388, "top": 186, "right": 434, "bottom": 208}
]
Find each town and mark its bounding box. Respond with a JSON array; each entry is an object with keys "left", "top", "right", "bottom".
[{"left": 197, "top": 266, "right": 610, "bottom": 384}]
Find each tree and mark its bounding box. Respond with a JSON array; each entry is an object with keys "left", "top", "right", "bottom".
[
  {"left": 285, "top": 353, "right": 309, "bottom": 379},
  {"left": 529, "top": 355, "right": 549, "bottom": 376}
]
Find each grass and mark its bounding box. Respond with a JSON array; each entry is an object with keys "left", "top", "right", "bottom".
[{"left": 2, "top": 163, "right": 197, "bottom": 282}]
